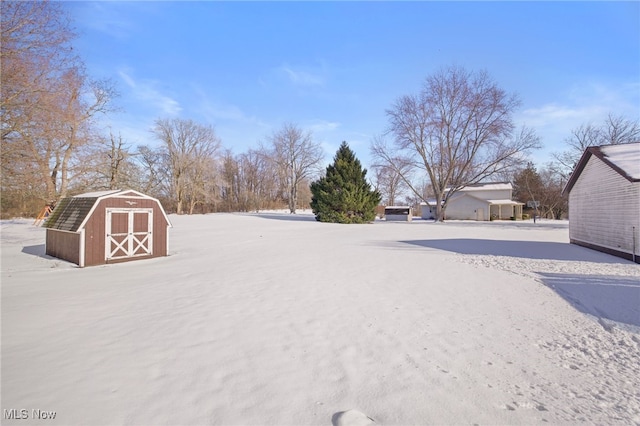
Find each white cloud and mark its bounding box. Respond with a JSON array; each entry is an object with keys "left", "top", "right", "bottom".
[
  {"left": 518, "top": 103, "right": 605, "bottom": 134},
  {"left": 117, "top": 69, "right": 182, "bottom": 117},
  {"left": 306, "top": 119, "right": 341, "bottom": 133},
  {"left": 279, "top": 64, "right": 325, "bottom": 87},
  {"left": 74, "top": 2, "right": 137, "bottom": 40},
  {"left": 193, "top": 87, "right": 269, "bottom": 129},
  {"left": 516, "top": 80, "right": 640, "bottom": 162},
  {"left": 201, "top": 102, "right": 247, "bottom": 122}
]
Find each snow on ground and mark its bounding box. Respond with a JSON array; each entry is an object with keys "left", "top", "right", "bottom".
[{"left": 1, "top": 213, "right": 639, "bottom": 425}]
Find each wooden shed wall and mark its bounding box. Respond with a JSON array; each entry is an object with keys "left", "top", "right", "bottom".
[
  {"left": 569, "top": 157, "right": 640, "bottom": 262},
  {"left": 46, "top": 229, "right": 81, "bottom": 265},
  {"left": 83, "top": 197, "right": 169, "bottom": 266}
]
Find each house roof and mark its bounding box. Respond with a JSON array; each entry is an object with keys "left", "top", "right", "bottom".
[
  {"left": 458, "top": 182, "right": 512, "bottom": 192},
  {"left": 563, "top": 142, "right": 640, "bottom": 195},
  {"left": 486, "top": 199, "right": 524, "bottom": 206},
  {"left": 44, "top": 189, "right": 171, "bottom": 232},
  {"left": 443, "top": 182, "right": 511, "bottom": 193},
  {"left": 454, "top": 192, "right": 523, "bottom": 206}
]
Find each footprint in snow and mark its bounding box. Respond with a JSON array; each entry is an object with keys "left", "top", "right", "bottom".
[{"left": 332, "top": 409, "right": 375, "bottom": 426}]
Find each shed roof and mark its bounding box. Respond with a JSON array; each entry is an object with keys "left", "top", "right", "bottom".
[
  {"left": 563, "top": 142, "right": 640, "bottom": 195},
  {"left": 74, "top": 189, "right": 122, "bottom": 198},
  {"left": 44, "top": 189, "right": 171, "bottom": 232},
  {"left": 599, "top": 143, "right": 640, "bottom": 180},
  {"left": 44, "top": 196, "right": 100, "bottom": 232}
]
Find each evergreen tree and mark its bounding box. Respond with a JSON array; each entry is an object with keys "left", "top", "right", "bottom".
[
  {"left": 512, "top": 162, "right": 543, "bottom": 204},
  {"left": 310, "top": 142, "right": 381, "bottom": 223}
]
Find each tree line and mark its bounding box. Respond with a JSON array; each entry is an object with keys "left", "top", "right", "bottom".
[
  {"left": 2, "top": 1, "right": 638, "bottom": 221},
  {"left": 1, "top": 2, "right": 324, "bottom": 217}
]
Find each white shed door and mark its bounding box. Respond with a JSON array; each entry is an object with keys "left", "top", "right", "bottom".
[{"left": 106, "top": 208, "right": 153, "bottom": 260}]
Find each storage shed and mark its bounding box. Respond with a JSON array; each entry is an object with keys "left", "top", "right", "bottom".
[
  {"left": 384, "top": 206, "right": 412, "bottom": 222},
  {"left": 44, "top": 189, "right": 172, "bottom": 267},
  {"left": 562, "top": 142, "right": 640, "bottom": 263}
]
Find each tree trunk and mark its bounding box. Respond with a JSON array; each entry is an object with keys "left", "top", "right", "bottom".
[
  {"left": 435, "top": 202, "right": 444, "bottom": 222},
  {"left": 289, "top": 187, "right": 297, "bottom": 213},
  {"left": 289, "top": 169, "right": 297, "bottom": 213}
]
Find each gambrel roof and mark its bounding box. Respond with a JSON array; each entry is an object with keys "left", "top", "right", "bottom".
[
  {"left": 563, "top": 142, "right": 640, "bottom": 195},
  {"left": 44, "top": 196, "right": 96, "bottom": 231},
  {"left": 44, "top": 189, "right": 171, "bottom": 232}
]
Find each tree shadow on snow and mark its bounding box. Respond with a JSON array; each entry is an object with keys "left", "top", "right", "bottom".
[
  {"left": 252, "top": 213, "right": 317, "bottom": 222},
  {"left": 538, "top": 272, "right": 640, "bottom": 328},
  {"left": 400, "top": 239, "right": 630, "bottom": 263}
]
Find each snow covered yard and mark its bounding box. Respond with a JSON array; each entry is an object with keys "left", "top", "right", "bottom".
[{"left": 2, "top": 213, "right": 639, "bottom": 425}]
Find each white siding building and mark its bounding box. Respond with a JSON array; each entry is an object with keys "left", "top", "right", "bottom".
[
  {"left": 443, "top": 182, "right": 523, "bottom": 221},
  {"left": 563, "top": 142, "right": 640, "bottom": 263}
]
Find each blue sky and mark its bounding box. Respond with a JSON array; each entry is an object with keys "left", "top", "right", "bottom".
[{"left": 66, "top": 1, "right": 639, "bottom": 169}]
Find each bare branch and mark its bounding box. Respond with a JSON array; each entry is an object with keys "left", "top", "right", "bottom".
[
  {"left": 264, "top": 123, "right": 324, "bottom": 213},
  {"left": 372, "top": 65, "right": 538, "bottom": 221}
]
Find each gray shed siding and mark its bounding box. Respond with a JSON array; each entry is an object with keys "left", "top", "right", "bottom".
[{"left": 569, "top": 156, "right": 640, "bottom": 260}]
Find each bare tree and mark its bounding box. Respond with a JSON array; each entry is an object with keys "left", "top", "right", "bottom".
[
  {"left": 371, "top": 162, "right": 410, "bottom": 206},
  {"left": 1, "top": 1, "right": 75, "bottom": 124},
  {"left": 264, "top": 123, "right": 324, "bottom": 213},
  {"left": 538, "top": 164, "right": 567, "bottom": 219},
  {"left": 72, "top": 130, "right": 140, "bottom": 192},
  {"left": 1, "top": 1, "right": 117, "bottom": 213},
  {"left": 3, "top": 54, "right": 116, "bottom": 203},
  {"left": 152, "top": 118, "right": 221, "bottom": 214},
  {"left": 554, "top": 114, "right": 640, "bottom": 177},
  {"left": 601, "top": 114, "right": 640, "bottom": 145},
  {"left": 219, "top": 149, "right": 240, "bottom": 212},
  {"left": 136, "top": 145, "right": 169, "bottom": 198},
  {"left": 237, "top": 149, "right": 273, "bottom": 212},
  {"left": 372, "top": 66, "right": 540, "bottom": 221},
  {"left": 512, "top": 162, "right": 568, "bottom": 220},
  {"left": 2, "top": 0, "right": 74, "bottom": 213},
  {"left": 42, "top": 70, "right": 116, "bottom": 199},
  {"left": 104, "top": 131, "right": 129, "bottom": 190}
]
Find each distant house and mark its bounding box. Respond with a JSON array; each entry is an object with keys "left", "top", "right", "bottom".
[
  {"left": 562, "top": 142, "right": 640, "bottom": 263},
  {"left": 439, "top": 182, "right": 523, "bottom": 221},
  {"left": 44, "top": 189, "right": 172, "bottom": 267}
]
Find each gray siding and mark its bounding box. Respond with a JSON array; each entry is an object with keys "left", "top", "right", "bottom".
[
  {"left": 569, "top": 157, "right": 640, "bottom": 258},
  {"left": 446, "top": 195, "right": 487, "bottom": 220}
]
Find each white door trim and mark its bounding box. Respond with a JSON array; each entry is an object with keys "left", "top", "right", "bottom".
[{"left": 105, "top": 208, "right": 153, "bottom": 261}]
